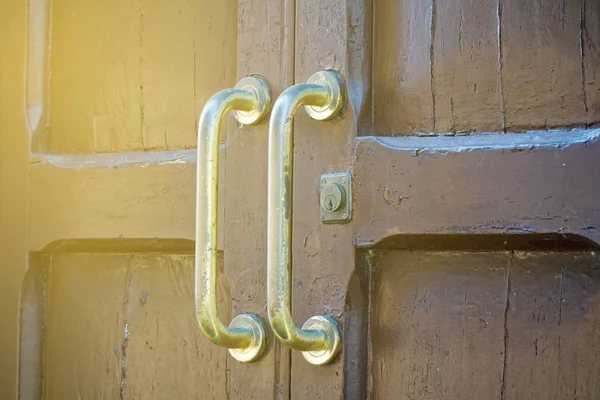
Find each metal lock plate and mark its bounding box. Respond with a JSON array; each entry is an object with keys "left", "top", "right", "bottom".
[{"left": 319, "top": 172, "right": 352, "bottom": 224}]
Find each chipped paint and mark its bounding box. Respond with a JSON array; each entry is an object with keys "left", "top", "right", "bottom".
[
  {"left": 371, "top": 128, "right": 600, "bottom": 153},
  {"left": 33, "top": 148, "right": 198, "bottom": 169}
]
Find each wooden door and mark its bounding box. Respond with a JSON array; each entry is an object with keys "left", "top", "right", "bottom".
[
  {"left": 283, "top": 0, "right": 600, "bottom": 399},
  {"left": 1, "top": 0, "right": 256, "bottom": 398},
  {"left": 4, "top": 0, "right": 600, "bottom": 399}
]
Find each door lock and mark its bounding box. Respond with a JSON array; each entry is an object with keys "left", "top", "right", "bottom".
[{"left": 320, "top": 172, "right": 352, "bottom": 224}]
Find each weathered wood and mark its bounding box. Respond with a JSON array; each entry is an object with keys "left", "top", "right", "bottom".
[
  {"left": 223, "top": 0, "right": 295, "bottom": 396},
  {"left": 432, "top": 0, "right": 503, "bottom": 132},
  {"left": 370, "top": 250, "right": 600, "bottom": 399},
  {"left": 371, "top": 251, "right": 509, "bottom": 399},
  {"left": 501, "top": 0, "right": 586, "bottom": 130},
  {"left": 40, "top": 250, "right": 228, "bottom": 399},
  {"left": 372, "top": 0, "right": 596, "bottom": 135},
  {"left": 354, "top": 133, "right": 600, "bottom": 247},
  {"left": 28, "top": 147, "right": 225, "bottom": 252},
  {"left": 44, "top": 0, "right": 236, "bottom": 154},
  {"left": 584, "top": 0, "right": 600, "bottom": 125},
  {"left": 503, "top": 252, "right": 600, "bottom": 399},
  {"left": 126, "top": 254, "right": 228, "bottom": 399},
  {"left": 374, "top": 0, "right": 433, "bottom": 134},
  {"left": 43, "top": 253, "right": 127, "bottom": 399}
]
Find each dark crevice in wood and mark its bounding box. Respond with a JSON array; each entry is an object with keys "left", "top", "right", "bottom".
[
  {"left": 287, "top": 344, "right": 291, "bottom": 400},
  {"left": 358, "top": 233, "right": 600, "bottom": 252},
  {"left": 499, "top": 253, "right": 512, "bottom": 400},
  {"left": 365, "top": 250, "right": 375, "bottom": 399},
  {"left": 558, "top": 264, "right": 566, "bottom": 326}
]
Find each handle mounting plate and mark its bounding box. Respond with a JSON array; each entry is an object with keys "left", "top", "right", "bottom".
[{"left": 320, "top": 172, "right": 352, "bottom": 224}]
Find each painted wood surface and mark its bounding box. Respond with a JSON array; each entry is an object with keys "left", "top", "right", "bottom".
[
  {"left": 29, "top": 0, "right": 236, "bottom": 154},
  {"left": 371, "top": 251, "right": 600, "bottom": 399},
  {"left": 373, "top": 0, "right": 599, "bottom": 135}
]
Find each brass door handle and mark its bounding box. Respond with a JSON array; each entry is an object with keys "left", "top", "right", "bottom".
[
  {"left": 196, "top": 75, "right": 271, "bottom": 363},
  {"left": 267, "top": 71, "right": 345, "bottom": 365}
]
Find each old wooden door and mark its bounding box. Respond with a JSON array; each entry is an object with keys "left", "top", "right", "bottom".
[
  {"left": 270, "top": 0, "right": 600, "bottom": 399},
  {"left": 4, "top": 0, "right": 600, "bottom": 398},
  {"left": 3, "top": 0, "right": 244, "bottom": 398}
]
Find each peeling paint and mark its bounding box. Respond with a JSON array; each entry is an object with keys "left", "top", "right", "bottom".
[{"left": 372, "top": 128, "right": 600, "bottom": 153}]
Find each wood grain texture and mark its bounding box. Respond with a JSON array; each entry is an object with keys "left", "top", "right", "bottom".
[
  {"left": 432, "top": 0, "right": 503, "bottom": 132},
  {"left": 374, "top": 0, "right": 433, "bottom": 134},
  {"left": 138, "top": 0, "right": 197, "bottom": 150},
  {"left": 371, "top": 251, "right": 509, "bottom": 399},
  {"left": 501, "top": 0, "right": 587, "bottom": 130},
  {"left": 29, "top": 162, "right": 194, "bottom": 251},
  {"left": 42, "top": 251, "right": 227, "bottom": 400},
  {"left": 126, "top": 254, "right": 228, "bottom": 399},
  {"left": 353, "top": 136, "right": 600, "bottom": 246},
  {"left": 503, "top": 252, "right": 600, "bottom": 399},
  {"left": 44, "top": 254, "right": 126, "bottom": 399},
  {"left": 370, "top": 250, "right": 600, "bottom": 399},
  {"left": 222, "top": 0, "right": 295, "bottom": 396},
  {"left": 372, "top": 0, "right": 598, "bottom": 135},
  {"left": 49, "top": 0, "right": 143, "bottom": 153},
  {"left": 29, "top": 146, "right": 226, "bottom": 252},
  {"left": 583, "top": 0, "right": 600, "bottom": 125},
  {"left": 45, "top": 0, "right": 236, "bottom": 154}
]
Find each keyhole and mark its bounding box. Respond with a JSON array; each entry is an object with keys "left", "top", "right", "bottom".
[{"left": 326, "top": 198, "right": 334, "bottom": 211}]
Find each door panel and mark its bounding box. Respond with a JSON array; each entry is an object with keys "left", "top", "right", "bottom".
[
  {"left": 27, "top": 0, "right": 237, "bottom": 154},
  {"left": 292, "top": 0, "right": 600, "bottom": 398},
  {"left": 504, "top": 252, "right": 600, "bottom": 399},
  {"left": 23, "top": 247, "right": 229, "bottom": 399},
  {"left": 373, "top": 0, "right": 600, "bottom": 135},
  {"left": 371, "top": 250, "right": 600, "bottom": 399},
  {"left": 371, "top": 251, "right": 509, "bottom": 399},
  {"left": 12, "top": 0, "right": 245, "bottom": 397},
  {"left": 20, "top": 243, "right": 230, "bottom": 398},
  {"left": 353, "top": 133, "right": 600, "bottom": 246}
]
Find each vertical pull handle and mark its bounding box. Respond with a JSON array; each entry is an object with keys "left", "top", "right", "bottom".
[
  {"left": 267, "top": 71, "right": 345, "bottom": 365},
  {"left": 196, "top": 75, "right": 271, "bottom": 363}
]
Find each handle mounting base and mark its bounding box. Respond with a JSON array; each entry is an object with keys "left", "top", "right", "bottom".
[
  {"left": 227, "top": 314, "right": 267, "bottom": 363},
  {"left": 301, "top": 315, "right": 342, "bottom": 365}
]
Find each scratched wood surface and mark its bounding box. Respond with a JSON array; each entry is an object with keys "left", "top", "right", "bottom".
[
  {"left": 373, "top": 0, "right": 600, "bottom": 135},
  {"left": 583, "top": 0, "right": 600, "bottom": 125},
  {"left": 35, "top": 0, "right": 236, "bottom": 154},
  {"left": 371, "top": 250, "right": 600, "bottom": 399},
  {"left": 41, "top": 250, "right": 229, "bottom": 400}
]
